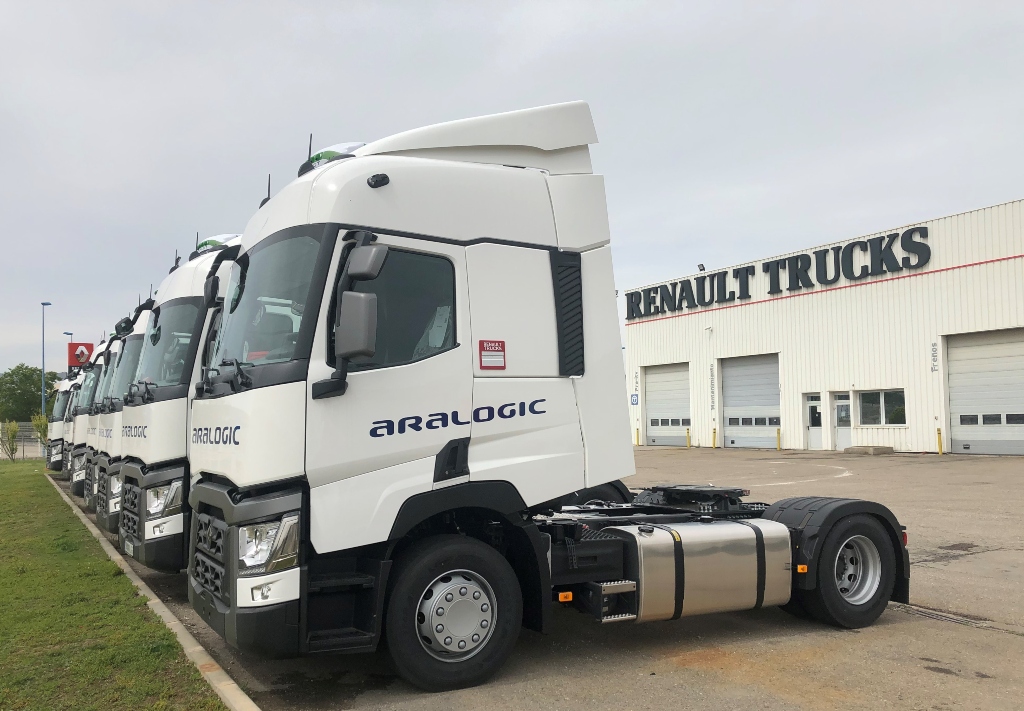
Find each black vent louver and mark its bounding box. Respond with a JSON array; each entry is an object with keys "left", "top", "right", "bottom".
[{"left": 550, "top": 251, "right": 585, "bottom": 376}]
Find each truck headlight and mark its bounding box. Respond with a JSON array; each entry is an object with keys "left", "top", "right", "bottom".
[
  {"left": 146, "top": 480, "right": 182, "bottom": 520},
  {"left": 109, "top": 474, "right": 122, "bottom": 497},
  {"left": 238, "top": 514, "right": 299, "bottom": 576}
]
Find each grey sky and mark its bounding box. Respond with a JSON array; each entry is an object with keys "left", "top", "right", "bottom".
[{"left": 2, "top": 2, "right": 1022, "bottom": 372}]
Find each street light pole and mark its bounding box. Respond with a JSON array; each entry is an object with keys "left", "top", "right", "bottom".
[
  {"left": 41, "top": 302, "right": 51, "bottom": 416},
  {"left": 64, "top": 331, "right": 73, "bottom": 342}
]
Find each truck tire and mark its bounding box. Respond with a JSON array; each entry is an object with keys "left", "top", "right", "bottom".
[
  {"left": 800, "top": 514, "right": 896, "bottom": 628},
  {"left": 385, "top": 534, "right": 522, "bottom": 691}
]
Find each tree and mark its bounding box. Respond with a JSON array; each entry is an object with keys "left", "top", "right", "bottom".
[
  {"left": 31, "top": 413, "right": 48, "bottom": 446},
  {"left": 0, "top": 421, "right": 18, "bottom": 461},
  {"left": 0, "top": 364, "right": 60, "bottom": 422}
]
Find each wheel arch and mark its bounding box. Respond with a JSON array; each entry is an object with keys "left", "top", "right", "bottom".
[
  {"left": 762, "top": 497, "right": 910, "bottom": 603},
  {"left": 387, "top": 481, "right": 551, "bottom": 634}
]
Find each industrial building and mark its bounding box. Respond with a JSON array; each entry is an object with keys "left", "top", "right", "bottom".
[{"left": 623, "top": 199, "right": 1024, "bottom": 454}]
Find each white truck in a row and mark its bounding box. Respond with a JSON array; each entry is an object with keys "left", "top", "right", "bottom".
[{"left": 58, "top": 102, "right": 910, "bottom": 693}]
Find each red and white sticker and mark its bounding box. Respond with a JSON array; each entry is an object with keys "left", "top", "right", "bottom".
[{"left": 479, "top": 340, "right": 506, "bottom": 370}]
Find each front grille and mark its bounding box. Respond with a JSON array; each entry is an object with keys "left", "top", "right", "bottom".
[
  {"left": 196, "top": 513, "right": 228, "bottom": 563},
  {"left": 193, "top": 551, "right": 227, "bottom": 602},
  {"left": 123, "top": 482, "right": 141, "bottom": 515},
  {"left": 122, "top": 510, "right": 139, "bottom": 538}
]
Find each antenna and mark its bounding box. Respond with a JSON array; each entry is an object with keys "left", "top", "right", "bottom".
[
  {"left": 308, "top": 133, "right": 313, "bottom": 160},
  {"left": 260, "top": 173, "right": 271, "bottom": 209},
  {"left": 149, "top": 284, "right": 153, "bottom": 299},
  {"left": 196, "top": 231, "right": 199, "bottom": 250}
]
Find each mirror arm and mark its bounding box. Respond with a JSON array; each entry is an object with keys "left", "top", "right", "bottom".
[{"left": 312, "top": 231, "right": 377, "bottom": 400}]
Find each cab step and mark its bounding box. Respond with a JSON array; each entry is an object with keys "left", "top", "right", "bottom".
[{"left": 307, "top": 628, "right": 374, "bottom": 652}]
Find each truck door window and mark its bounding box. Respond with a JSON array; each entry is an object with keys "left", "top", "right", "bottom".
[{"left": 345, "top": 249, "right": 456, "bottom": 370}]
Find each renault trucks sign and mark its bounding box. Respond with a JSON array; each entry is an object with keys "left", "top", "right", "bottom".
[
  {"left": 625, "top": 226, "right": 931, "bottom": 320},
  {"left": 68, "top": 342, "right": 94, "bottom": 367}
]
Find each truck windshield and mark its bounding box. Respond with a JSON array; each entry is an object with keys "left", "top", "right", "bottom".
[
  {"left": 50, "top": 390, "right": 70, "bottom": 421},
  {"left": 78, "top": 366, "right": 103, "bottom": 410},
  {"left": 215, "top": 227, "right": 323, "bottom": 367},
  {"left": 109, "top": 335, "right": 145, "bottom": 401},
  {"left": 136, "top": 298, "right": 202, "bottom": 387}
]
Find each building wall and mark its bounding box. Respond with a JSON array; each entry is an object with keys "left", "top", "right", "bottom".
[{"left": 624, "top": 199, "right": 1024, "bottom": 452}]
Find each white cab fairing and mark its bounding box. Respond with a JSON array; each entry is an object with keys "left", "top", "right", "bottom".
[
  {"left": 189, "top": 382, "right": 306, "bottom": 487},
  {"left": 121, "top": 397, "right": 188, "bottom": 468}
]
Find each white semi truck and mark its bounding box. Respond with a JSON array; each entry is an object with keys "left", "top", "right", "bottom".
[
  {"left": 184, "top": 102, "right": 910, "bottom": 692},
  {"left": 59, "top": 375, "right": 83, "bottom": 479},
  {"left": 69, "top": 348, "right": 105, "bottom": 497},
  {"left": 95, "top": 303, "right": 153, "bottom": 534},
  {"left": 83, "top": 337, "right": 121, "bottom": 512},
  {"left": 118, "top": 237, "right": 240, "bottom": 571},
  {"left": 47, "top": 378, "right": 73, "bottom": 471}
]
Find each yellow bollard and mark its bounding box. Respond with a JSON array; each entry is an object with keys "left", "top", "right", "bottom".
[
  {"left": 686, "top": 428, "right": 691, "bottom": 448},
  {"left": 937, "top": 427, "right": 943, "bottom": 455},
  {"left": 776, "top": 428, "right": 781, "bottom": 451},
  {"left": 712, "top": 428, "right": 717, "bottom": 448},
  {"left": 635, "top": 428, "right": 640, "bottom": 446}
]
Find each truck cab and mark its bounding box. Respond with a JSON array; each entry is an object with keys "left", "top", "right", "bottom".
[
  {"left": 118, "top": 237, "right": 240, "bottom": 571},
  {"left": 59, "top": 375, "right": 83, "bottom": 479},
  {"left": 70, "top": 348, "right": 104, "bottom": 497},
  {"left": 186, "top": 103, "right": 909, "bottom": 691},
  {"left": 84, "top": 339, "right": 120, "bottom": 512},
  {"left": 96, "top": 303, "right": 153, "bottom": 535},
  {"left": 47, "top": 378, "right": 72, "bottom": 471}
]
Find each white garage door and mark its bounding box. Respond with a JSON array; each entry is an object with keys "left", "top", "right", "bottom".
[
  {"left": 645, "top": 363, "right": 690, "bottom": 446},
  {"left": 722, "top": 354, "right": 780, "bottom": 448},
  {"left": 947, "top": 329, "right": 1024, "bottom": 455}
]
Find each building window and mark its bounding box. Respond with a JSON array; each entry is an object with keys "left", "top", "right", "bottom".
[
  {"left": 960, "top": 415, "right": 979, "bottom": 425},
  {"left": 860, "top": 390, "right": 906, "bottom": 425},
  {"left": 650, "top": 419, "right": 658, "bottom": 427},
  {"left": 1008, "top": 414, "right": 1024, "bottom": 425},
  {"left": 670, "top": 419, "right": 680, "bottom": 426},
  {"left": 755, "top": 417, "right": 766, "bottom": 426},
  {"left": 681, "top": 418, "right": 691, "bottom": 426},
  {"left": 806, "top": 394, "right": 821, "bottom": 402},
  {"left": 982, "top": 414, "right": 1002, "bottom": 425},
  {"left": 835, "top": 393, "right": 850, "bottom": 401},
  {"left": 741, "top": 417, "right": 753, "bottom": 426},
  {"left": 728, "top": 418, "right": 739, "bottom": 426},
  {"left": 660, "top": 419, "right": 669, "bottom": 426},
  {"left": 768, "top": 416, "right": 780, "bottom": 426}
]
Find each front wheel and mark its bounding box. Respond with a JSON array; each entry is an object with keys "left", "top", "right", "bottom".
[
  {"left": 799, "top": 514, "right": 896, "bottom": 628},
  {"left": 385, "top": 534, "right": 522, "bottom": 691}
]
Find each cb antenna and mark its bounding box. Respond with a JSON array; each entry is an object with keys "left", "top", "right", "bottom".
[
  {"left": 297, "top": 134, "right": 315, "bottom": 177},
  {"left": 196, "top": 231, "right": 200, "bottom": 250},
  {"left": 260, "top": 173, "right": 271, "bottom": 208},
  {"left": 308, "top": 133, "right": 313, "bottom": 160}
]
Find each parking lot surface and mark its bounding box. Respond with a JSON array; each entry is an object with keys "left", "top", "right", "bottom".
[{"left": 67, "top": 448, "right": 1024, "bottom": 710}]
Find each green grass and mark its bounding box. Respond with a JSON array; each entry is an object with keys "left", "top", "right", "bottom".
[{"left": 0, "top": 460, "right": 226, "bottom": 711}]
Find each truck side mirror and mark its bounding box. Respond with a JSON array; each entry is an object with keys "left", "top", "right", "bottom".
[
  {"left": 204, "top": 275, "right": 220, "bottom": 306},
  {"left": 335, "top": 292, "right": 377, "bottom": 361},
  {"left": 114, "top": 316, "right": 133, "bottom": 337},
  {"left": 346, "top": 245, "right": 388, "bottom": 280}
]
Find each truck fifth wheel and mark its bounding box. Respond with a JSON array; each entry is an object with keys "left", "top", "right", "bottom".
[{"left": 186, "top": 102, "right": 909, "bottom": 692}]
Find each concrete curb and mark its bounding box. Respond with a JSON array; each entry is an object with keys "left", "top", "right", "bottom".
[{"left": 46, "top": 475, "right": 262, "bottom": 711}]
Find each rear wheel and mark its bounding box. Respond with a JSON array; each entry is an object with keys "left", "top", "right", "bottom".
[
  {"left": 800, "top": 514, "right": 896, "bottom": 628},
  {"left": 385, "top": 535, "right": 522, "bottom": 691}
]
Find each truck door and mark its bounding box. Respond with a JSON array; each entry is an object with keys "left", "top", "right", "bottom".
[{"left": 305, "top": 236, "right": 474, "bottom": 553}]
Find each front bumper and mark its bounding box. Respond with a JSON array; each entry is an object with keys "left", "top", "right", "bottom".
[
  {"left": 96, "top": 459, "right": 123, "bottom": 535},
  {"left": 188, "top": 480, "right": 303, "bottom": 657},
  {"left": 118, "top": 461, "right": 188, "bottom": 572},
  {"left": 47, "top": 440, "right": 63, "bottom": 471}
]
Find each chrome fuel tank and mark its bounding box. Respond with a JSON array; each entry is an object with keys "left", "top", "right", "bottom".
[{"left": 605, "top": 519, "right": 792, "bottom": 622}]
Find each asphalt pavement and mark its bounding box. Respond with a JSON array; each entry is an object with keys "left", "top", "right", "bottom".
[{"left": 62, "top": 448, "right": 1024, "bottom": 710}]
